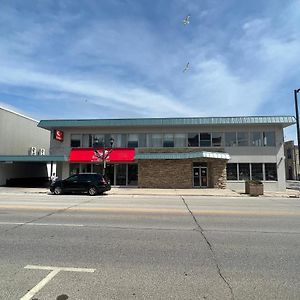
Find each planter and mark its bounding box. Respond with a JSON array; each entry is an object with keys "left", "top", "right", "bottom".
[{"left": 245, "top": 180, "right": 264, "bottom": 196}]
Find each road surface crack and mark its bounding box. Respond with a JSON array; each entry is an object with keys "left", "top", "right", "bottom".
[{"left": 181, "top": 196, "right": 234, "bottom": 300}]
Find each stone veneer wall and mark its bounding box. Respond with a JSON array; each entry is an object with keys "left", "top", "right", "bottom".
[{"left": 137, "top": 148, "right": 228, "bottom": 189}]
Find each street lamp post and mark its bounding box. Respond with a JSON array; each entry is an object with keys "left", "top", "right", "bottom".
[
  {"left": 294, "top": 89, "right": 300, "bottom": 175},
  {"left": 93, "top": 137, "right": 114, "bottom": 176}
]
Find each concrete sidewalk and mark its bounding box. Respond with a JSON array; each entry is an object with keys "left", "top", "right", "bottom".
[{"left": 0, "top": 186, "right": 299, "bottom": 198}]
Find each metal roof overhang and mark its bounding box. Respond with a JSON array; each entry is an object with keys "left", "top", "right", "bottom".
[
  {"left": 134, "top": 151, "right": 231, "bottom": 160},
  {"left": 0, "top": 155, "right": 68, "bottom": 162},
  {"left": 38, "top": 116, "right": 296, "bottom": 129}
]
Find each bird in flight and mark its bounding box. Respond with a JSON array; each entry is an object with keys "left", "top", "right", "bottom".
[
  {"left": 183, "top": 15, "right": 191, "bottom": 25},
  {"left": 183, "top": 62, "right": 190, "bottom": 72}
]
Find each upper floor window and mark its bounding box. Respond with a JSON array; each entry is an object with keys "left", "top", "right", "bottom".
[
  {"left": 200, "top": 133, "right": 211, "bottom": 147},
  {"left": 149, "top": 133, "right": 162, "bottom": 147},
  {"left": 263, "top": 132, "right": 275, "bottom": 146},
  {"left": 70, "top": 134, "right": 81, "bottom": 147},
  {"left": 237, "top": 132, "right": 249, "bottom": 146},
  {"left": 163, "top": 134, "right": 174, "bottom": 147},
  {"left": 287, "top": 148, "right": 292, "bottom": 159},
  {"left": 212, "top": 132, "right": 223, "bottom": 147},
  {"left": 250, "top": 132, "right": 262, "bottom": 146},
  {"left": 225, "top": 132, "right": 237, "bottom": 147},
  {"left": 188, "top": 133, "right": 199, "bottom": 147},
  {"left": 127, "top": 134, "right": 139, "bottom": 148},
  {"left": 92, "top": 134, "right": 104, "bottom": 148},
  {"left": 174, "top": 133, "right": 186, "bottom": 147}
]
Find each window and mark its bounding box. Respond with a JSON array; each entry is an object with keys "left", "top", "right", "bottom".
[
  {"left": 212, "top": 132, "right": 223, "bottom": 147},
  {"left": 82, "top": 134, "right": 91, "bottom": 147},
  {"left": 111, "top": 134, "right": 122, "bottom": 148},
  {"left": 138, "top": 133, "right": 147, "bottom": 147},
  {"left": 227, "top": 163, "right": 237, "bottom": 180},
  {"left": 174, "top": 133, "right": 186, "bottom": 147},
  {"left": 200, "top": 133, "right": 211, "bottom": 147},
  {"left": 265, "top": 163, "right": 277, "bottom": 180},
  {"left": 71, "top": 134, "right": 81, "bottom": 147},
  {"left": 127, "top": 134, "right": 139, "bottom": 148},
  {"left": 263, "top": 132, "right": 275, "bottom": 146},
  {"left": 287, "top": 149, "right": 292, "bottom": 159},
  {"left": 251, "top": 163, "right": 263, "bottom": 180},
  {"left": 163, "top": 134, "right": 174, "bottom": 147},
  {"left": 128, "top": 164, "right": 138, "bottom": 185},
  {"left": 225, "top": 132, "right": 237, "bottom": 147},
  {"left": 239, "top": 163, "right": 250, "bottom": 180},
  {"left": 93, "top": 134, "right": 104, "bottom": 148},
  {"left": 150, "top": 133, "right": 162, "bottom": 147},
  {"left": 250, "top": 132, "right": 262, "bottom": 146},
  {"left": 188, "top": 133, "right": 199, "bottom": 147},
  {"left": 69, "top": 163, "right": 80, "bottom": 175},
  {"left": 237, "top": 132, "right": 249, "bottom": 146}
]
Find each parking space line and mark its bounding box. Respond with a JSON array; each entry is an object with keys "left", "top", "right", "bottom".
[{"left": 20, "top": 265, "right": 95, "bottom": 300}]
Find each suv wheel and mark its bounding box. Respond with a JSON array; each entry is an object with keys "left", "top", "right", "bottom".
[
  {"left": 54, "top": 186, "right": 62, "bottom": 195},
  {"left": 88, "top": 186, "right": 97, "bottom": 196}
]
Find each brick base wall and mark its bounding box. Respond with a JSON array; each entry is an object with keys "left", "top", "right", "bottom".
[{"left": 138, "top": 156, "right": 227, "bottom": 188}]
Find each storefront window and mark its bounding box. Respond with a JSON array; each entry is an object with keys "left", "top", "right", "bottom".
[
  {"left": 263, "top": 132, "right": 276, "bottom": 146},
  {"left": 200, "top": 133, "right": 211, "bottom": 147},
  {"left": 188, "top": 133, "right": 199, "bottom": 147},
  {"left": 239, "top": 163, "right": 250, "bottom": 180},
  {"left": 70, "top": 134, "right": 81, "bottom": 147},
  {"left": 128, "top": 164, "right": 138, "bottom": 185},
  {"left": 225, "top": 132, "right": 237, "bottom": 147},
  {"left": 163, "top": 134, "right": 174, "bottom": 147},
  {"left": 116, "top": 164, "right": 126, "bottom": 185},
  {"left": 212, "top": 132, "right": 223, "bottom": 147},
  {"left": 70, "top": 163, "right": 80, "bottom": 175},
  {"left": 251, "top": 163, "right": 263, "bottom": 180},
  {"left": 250, "top": 132, "right": 262, "bottom": 146},
  {"left": 237, "top": 132, "right": 249, "bottom": 146},
  {"left": 227, "top": 163, "right": 237, "bottom": 180},
  {"left": 174, "top": 133, "right": 186, "bottom": 147},
  {"left": 265, "top": 163, "right": 277, "bottom": 180}
]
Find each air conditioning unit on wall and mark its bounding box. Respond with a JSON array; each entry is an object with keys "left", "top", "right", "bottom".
[
  {"left": 30, "top": 147, "right": 37, "bottom": 156},
  {"left": 39, "top": 148, "right": 46, "bottom": 155}
]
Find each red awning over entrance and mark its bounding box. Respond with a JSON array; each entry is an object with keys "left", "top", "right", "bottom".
[{"left": 69, "top": 148, "right": 135, "bottom": 163}]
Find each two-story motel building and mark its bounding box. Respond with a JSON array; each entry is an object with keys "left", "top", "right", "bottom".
[{"left": 37, "top": 116, "right": 296, "bottom": 191}]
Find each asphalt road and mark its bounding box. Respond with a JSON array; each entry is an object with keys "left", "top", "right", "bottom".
[{"left": 0, "top": 193, "right": 299, "bottom": 300}]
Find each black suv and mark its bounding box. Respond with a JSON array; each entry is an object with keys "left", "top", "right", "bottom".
[{"left": 50, "top": 173, "right": 111, "bottom": 196}]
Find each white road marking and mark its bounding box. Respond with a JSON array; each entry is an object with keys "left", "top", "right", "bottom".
[
  {"left": 0, "top": 221, "right": 84, "bottom": 227},
  {"left": 20, "top": 265, "right": 95, "bottom": 300}
]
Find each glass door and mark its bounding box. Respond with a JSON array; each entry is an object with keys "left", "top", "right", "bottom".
[
  {"left": 193, "top": 167, "right": 208, "bottom": 187},
  {"left": 193, "top": 167, "right": 200, "bottom": 187},
  {"left": 200, "top": 167, "right": 208, "bottom": 187}
]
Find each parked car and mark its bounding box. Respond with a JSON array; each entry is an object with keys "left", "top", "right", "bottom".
[{"left": 50, "top": 173, "right": 111, "bottom": 196}]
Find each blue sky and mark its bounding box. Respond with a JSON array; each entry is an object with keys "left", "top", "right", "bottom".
[{"left": 0, "top": 0, "right": 300, "bottom": 140}]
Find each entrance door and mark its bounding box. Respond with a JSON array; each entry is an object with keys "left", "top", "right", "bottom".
[
  {"left": 200, "top": 167, "right": 208, "bottom": 187},
  {"left": 193, "top": 167, "right": 208, "bottom": 187}
]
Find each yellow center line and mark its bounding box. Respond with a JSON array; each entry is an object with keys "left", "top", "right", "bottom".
[{"left": 0, "top": 205, "right": 299, "bottom": 216}]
